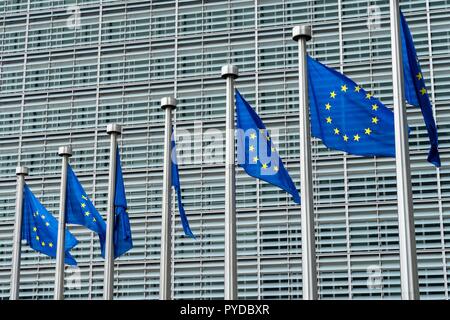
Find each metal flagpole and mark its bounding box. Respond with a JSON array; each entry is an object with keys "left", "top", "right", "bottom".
[
  {"left": 104, "top": 124, "right": 122, "bottom": 300},
  {"left": 55, "top": 146, "right": 72, "bottom": 300},
  {"left": 10, "top": 166, "right": 29, "bottom": 300},
  {"left": 160, "top": 97, "right": 177, "bottom": 300},
  {"left": 292, "top": 25, "right": 318, "bottom": 300},
  {"left": 389, "top": 0, "right": 420, "bottom": 300},
  {"left": 221, "top": 64, "right": 239, "bottom": 300}
]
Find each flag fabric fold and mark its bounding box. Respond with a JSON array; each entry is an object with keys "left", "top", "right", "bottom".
[
  {"left": 113, "top": 147, "right": 133, "bottom": 258},
  {"left": 22, "top": 184, "right": 78, "bottom": 265},
  {"left": 66, "top": 165, "right": 107, "bottom": 256},
  {"left": 400, "top": 11, "right": 441, "bottom": 167},
  {"left": 171, "top": 131, "right": 195, "bottom": 238},
  {"left": 235, "top": 89, "right": 301, "bottom": 204},
  {"left": 307, "top": 55, "right": 396, "bottom": 158}
]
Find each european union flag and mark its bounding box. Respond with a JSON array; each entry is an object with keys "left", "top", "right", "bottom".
[
  {"left": 66, "top": 165, "right": 107, "bottom": 256},
  {"left": 308, "top": 56, "right": 396, "bottom": 157},
  {"left": 171, "top": 130, "right": 195, "bottom": 238},
  {"left": 113, "top": 147, "right": 133, "bottom": 258},
  {"left": 400, "top": 11, "right": 441, "bottom": 167},
  {"left": 22, "top": 184, "right": 78, "bottom": 265},
  {"left": 235, "top": 90, "right": 300, "bottom": 204}
]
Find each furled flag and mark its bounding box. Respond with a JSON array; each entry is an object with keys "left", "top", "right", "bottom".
[
  {"left": 235, "top": 89, "right": 301, "bottom": 204},
  {"left": 22, "top": 184, "right": 78, "bottom": 265},
  {"left": 113, "top": 147, "right": 133, "bottom": 258},
  {"left": 171, "top": 130, "right": 195, "bottom": 238},
  {"left": 66, "top": 165, "right": 107, "bottom": 255},
  {"left": 400, "top": 11, "right": 441, "bottom": 167},
  {"left": 307, "top": 55, "right": 396, "bottom": 157}
]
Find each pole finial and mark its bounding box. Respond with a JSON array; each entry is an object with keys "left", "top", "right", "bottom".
[
  {"left": 15, "top": 166, "right": 29, "bottom": 176},
  {"left": 161, "top": 97, "right": 177, "bottom": 110},
  {"left": 107, "top": 124, "right": 122, "bottom": 135},
  {"left": 221, "top": 64, "right": 239, "bottom": 79},
  {"left": 58, "top": 146, "right": 72, "bottom": 157},
  {"left": 292, "top": 25, "right": 312, "bottom": 42}
]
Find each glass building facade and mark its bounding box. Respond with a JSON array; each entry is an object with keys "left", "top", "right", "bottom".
[{"left": 0, "top": 0, "right": 449, "bottom": 300}]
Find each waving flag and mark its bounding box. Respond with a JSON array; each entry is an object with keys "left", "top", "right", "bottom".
[
  {"left": 113, "top": 147, "right": 133, "bottom": 258},
  {"left": 22, "top": 184, "right": 78, "bottom": 265},
  {"left": 400, "top": 11, "right": 441, "bottom": 167},
  {"left": 308, "top": 56, "right": 396, "bottom": 157},
  {"left": 171, "top": 131, "right": 195, "bottom": 238},
  {"left": 66, "top": 165, "right": 107, "bottom": 255},
  {"left": 235, "top": 90, "right": 300, "bottom": 204}
]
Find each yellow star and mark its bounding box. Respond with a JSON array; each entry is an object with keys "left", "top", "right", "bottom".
[
  {"left": 36, "top": 235, "right": 40, "bottom": 240},
  {"left": 372, "top": 117, "right": 379, "bottom": 124},
  {"left": 326, "top": 116, "right": 332, "bottom": 124},
  {"left": 354, "top": 134, "right": 360, "bottom": 142},
  {"left": 334, "top": 128, "right": 340, "bottom": 135},
  {"left": 249, "top": 145, "right": 255, "bottom": 152},
  {"left": 271, "top": 147, "right": 276, "bottom": 153},
  {"left": 259, "top": 129, "right": 265, "bottom": 134},
  {"left": 34, "top": 211, "right": 39, "bottom": 217},
  {"left": 33, "top": 227, "right": 37, "bottom": 232},
  {"left": 325, "top": 103, "right": 332, "bottom": 110},
  {"left": 365, "top": 128, "right": 372, "bottom": 135},
  {"left": 41, "top": 215, "right": 45, "bottom": 220},
  {"left": 252, "top": 156, "right": 259, "bottom": 163},
  {"left": 372, "top": 104, "right": 379, "bottom": 111},
  {"left": 421, "top": 88, "right": 427, "bottom": 95},
  {"left": 41, "top": 242, "right": 45, "bottom": 246},
  {"left": 273, "top": 166, "right": 279, "bottom": 173},
  {"left": 330, "top": 91, "right": 337, "bottom": 99},
  {"left": 262, "top": 163, "right": 268, "bottom": 169},
  {"left": 416, "top": 72, "right": 422, "bottom": 80},
  {"left": 93, "top": 218, "right": 96, "bottom": 222},
  {"left": 85, "top": 211, "right": 90, "bottom": 216},
  {"left": 49, "top": 243, "right": 53, "bottom": 248},
  {"left": 266, "top": 135, "right": 271, "bottom": 141},
  {"left": 354, "top": 86, "right": 361, "bottom": 92},
  {"left": 343, "top": 135, "right": 349, "bottom": 142},
  {"left": 366, "top": 92, "right": 373, "bottom": 99},
  {"left": 45, "top": 222, "right": 50, "bottom": 227},
  {"left": 82, "top": 195, "right": 88, "bottom": 200},
  {"left": 81, "top": 203, "right": 86, "bottom": 208},
  {"left": 341, "top": 84, "right": 348, "bottom": 92},
  {"left": 250, "top": 133, "right": 257, "bottom": 140}
]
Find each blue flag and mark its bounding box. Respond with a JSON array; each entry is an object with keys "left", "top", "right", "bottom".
[
  {"left": 113, "top": 147, "right": 133, "bottom": 258},
  {"left": 235, "top": 90, "right": 300, "bottom": 204},
  {"left": 22, "top": 184, "right": 78, "bottom": 265},
  {"left": 171, "top": 130, "right": 195, "bottom": 238},
  {"left": 400, "top": 11, "right": 441, "bottom": 167},
  {"left": 308, "top": 56, "right": 396, "bottom": 157},
  {"left": 66, "top": 165, "right": 107, "bottom": 256}
]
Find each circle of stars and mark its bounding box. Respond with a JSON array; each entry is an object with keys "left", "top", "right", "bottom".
[
  {"left": 248, "top": 129, "right": 280, "bottom": 174},
  {"left": 81, "top": 194, "right": 99, "bottom": 225},
  {"left": 31, "top": 210, "right": 54, "bottom": 248},
  {"left": 325, "top": 84, "right": 379, "bottom": 143}
]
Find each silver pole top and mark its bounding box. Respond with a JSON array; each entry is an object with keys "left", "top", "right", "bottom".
[
  {"left": 16, "top": 166, "right": 29, "bottom": 176},
  {"left": 58, "top": 146, "right": 73, "bottom": 157},
  {"left": 161, "top": 97, "right": 177, "bottom": 110},
  {"left": 221, "top": 64, "right": 239, "bottom": 79},
  {"left": 292, "top": 25, "right": 312, "bottom": 41},
  {"left": 107, "top": 123, "right": 122, "bottom": 135}
]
